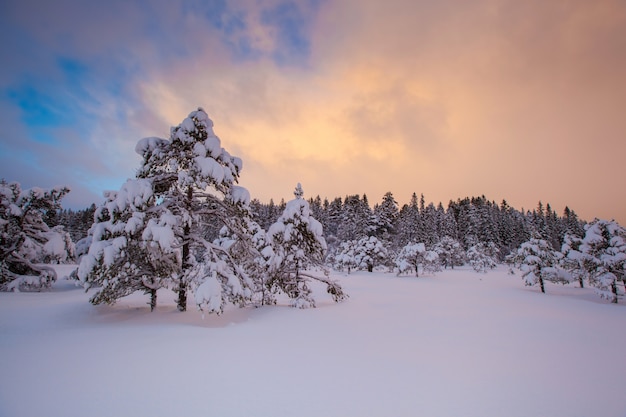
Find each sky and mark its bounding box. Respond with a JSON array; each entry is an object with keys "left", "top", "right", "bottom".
[{"left": 1, "top": 0, "right": 625, "bottom": 224}]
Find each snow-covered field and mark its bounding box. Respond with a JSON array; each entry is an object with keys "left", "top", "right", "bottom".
[{"left": 1, "top": 265, "right": 624, "bottom": 417}]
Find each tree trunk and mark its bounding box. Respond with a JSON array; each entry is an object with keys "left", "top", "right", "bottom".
[
  {"left": 539, "top": 275, "right": 545, "bottom": 294},
  {"left": 178, "top": 186, "right": 193, "bottom": 312},
  {"left": 611, "top": 280, "right": 618, "bottom": 304},
  {"left": 578, "top": 276, "right": 584, "bottom": 288},
  {"left": 149, "top": 288, "right": 157, "bottom": 312}
]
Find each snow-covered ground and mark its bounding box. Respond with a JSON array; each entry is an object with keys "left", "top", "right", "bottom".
[{"left": 1, "top": 265, "right": 624, "bottom": 417}]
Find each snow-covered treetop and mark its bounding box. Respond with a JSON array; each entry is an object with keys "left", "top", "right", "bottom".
[
  {"left": 294, "top": 183, "right": 304, "bottom": 199},
  {"left": 1, "top": 180, "right": 70, "bottom": 218},
  {"left": 134, "top": 108, "right": 245, "bottom": 196}
]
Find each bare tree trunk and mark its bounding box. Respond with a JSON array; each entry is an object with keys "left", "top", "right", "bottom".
[{"left": 539, "top": 275, "right": 545, "bottom": 294}]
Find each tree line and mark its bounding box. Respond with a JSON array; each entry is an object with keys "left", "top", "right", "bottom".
[{"left": 1, "top": 108, "right": 623, "bottom": 310}]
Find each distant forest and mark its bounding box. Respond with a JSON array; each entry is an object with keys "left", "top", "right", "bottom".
[{"left": 52, "top": 192, "right": 585, "bottom": 260}]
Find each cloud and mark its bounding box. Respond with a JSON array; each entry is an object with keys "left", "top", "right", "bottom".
[{"left": 0, "top": 0, "right": 624, "bottom": 224}]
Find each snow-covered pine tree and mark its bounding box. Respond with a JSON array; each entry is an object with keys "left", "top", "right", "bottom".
[
  {"left": 334, "top": 240, "right": 357, "bottom": 273},
  {"left": 352, "top": 235, "right": 388, "bottom": 272},
  {"left": 434, "top": 236, "right": 465, "bottom": 269},
  {"left": 395, "top": 242, "right": 440, "bottom": 277},
  {"left": 466, "top": 241, "right": 499, "bottom": 273},
  {"left": 214, "top": 214, "right": 274, "bottom": 306},
  {"left": 396, "top": 193, "right": 421, "bottom": 247},
  {"left": 579, "top": 219, "right": 626, "bottom": 303},
  {"left": 0, "top": 180, "right": 73, "bottom": 291},
  {"left": 337, "top": 195, "right": 373, "bottom": 242},
  {"left": 76, "top": 179, "right": 178, "bottom": 310},
  {"left": 373, "top": 192, "right": 399, "bottom": 241},
  {"left": 266, "top": 184, "right": 346, "bottom": 308},
  {"left": 560, "top": 233, "right": 586, "bottom": 288},
  {"left": 134, "top": 108, "right": 254, "bottom": 313},
  {"left": 507, "top": 237, "right": 568, "bottom": 293}
]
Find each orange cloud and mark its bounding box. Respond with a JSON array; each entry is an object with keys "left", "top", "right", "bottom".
[{"left": 134, "top": 0, "right": 626, "bottom": 223}]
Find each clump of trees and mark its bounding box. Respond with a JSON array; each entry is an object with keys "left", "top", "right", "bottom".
[
  {"left": 0, "top": 180, "right": 74, "bottom": 291},
  {"left": 75, "top": 109, "right": 346, "bottom": 313},
  {"left": 506, "top": 220, "right": 626, "bottom": 303}
]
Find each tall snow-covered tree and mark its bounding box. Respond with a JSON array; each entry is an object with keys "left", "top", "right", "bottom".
[
  {"left": 266, "top": 184, "right": 346, "bottom": 308},
  {"left": 397, "top": 193, "right": 421, "bottom": 247},
  {"left": 337, "top": 194, "right": 373, "bottom": 242},
  {"left": 579, "top": 219, "right": 626, "bottom": 303},
  {"left": 137, "top": 108, "right": 255, "bottom": 313},
  {"left": 79, "top": 108, "right": 255, "bottom": 314},
  {"left": 1, "top": 180, "right": 73, "bottom": 291},
  {"left": 373, "top": 192, "right": 398, "bottom": 240},
  {"left": 507, "top": 237, "right": 568, "bottom": 293}
]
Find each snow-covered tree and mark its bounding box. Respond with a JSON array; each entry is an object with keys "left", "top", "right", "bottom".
[
  {"left": 560, "top": 233, "right": 586, "bottom": 288},
  {"left": 396, "top": 194, "right": 421, "bottom": 247},
  {"left": 135, "top": 108, "right": 255, "bottom": 313},
  {"left": 1, "top": 180, "right": 73, "bottom": 291},
  {"left": 507, "top": 237, "right": 568, "bottom": 293},
  {"left": 334, "top": 240, "right": 357, "bottom": 273},
  {"left": 373, "top": 192, "right": 398, "bottom": 240},
  {"left": 78, "top": 109, "right": 255, "bottom": 314},
  {"left": 579, "top": 219, "right": 626, "bottom": 303},
  {"left": 337, "top": 194, "right": 373, "bottom": 242},
  {"left": 434, "top": 236, "right": 465, "bottom": 269},
  {"left": 76, "top": 179, "right": 179, "bottom": 310},
  {"left": 354, "top": 235, "right": 388, "bottom": 272},
  {"left": 466, "top": 242, "right": 499, "bottom": 273},
  {"left": 395, "top": 242, "right": 440, "bottom": 277},
  {"left": 266, "top": 184, "right": 346, "bottom": 308}
]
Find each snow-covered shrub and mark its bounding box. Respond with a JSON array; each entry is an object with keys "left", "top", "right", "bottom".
[{"left": 0, "top": 180, "right": 72, "bottom": 291}]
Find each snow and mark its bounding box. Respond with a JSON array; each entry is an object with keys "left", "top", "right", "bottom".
[
  {"left": 1, "top": 265, "right": 625, "bottom": 417},
  {"left": 194, "top": 155, "right": 225, "bottom": 183},
  {"left": 194, "top": 270, "right": 224, "bottom": 314},
  {"left": 134, "top": 136, "right": 168, "bottom": 156},
  {"left": 230, "top": 185, "right": 250, "bottom": 205}
]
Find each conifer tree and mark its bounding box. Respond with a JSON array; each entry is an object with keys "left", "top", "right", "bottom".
[
  {"left": 434, "top": 236, "right": 465, "bottom": 269},
  {"left": 507, "top": 237, "right": 568, "bottom": 293},
  {"left": 579, "top": 219, "right": 626, "bottom": 303},
  {"left": 266, "top": 184, "right": 346, "bottom": 308},
  {"left": 560, "top": 233, "right": 586, "bottom": 288},
  {"left": 395, "top": 242, "right": 440, "bottom": 277},
  {"left": 0, "top": 180, "right": 72, "bottom": 291},
  {"left": 76, "top": 179, "right": 177, "bottom": 310},
  {"left": 78, "top": 108, "right": 255, "bottom": 314}
]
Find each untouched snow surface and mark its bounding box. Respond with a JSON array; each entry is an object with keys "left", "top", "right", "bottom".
[{"left": 1, "top": 265, "right": 625, "bottom": 417}]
